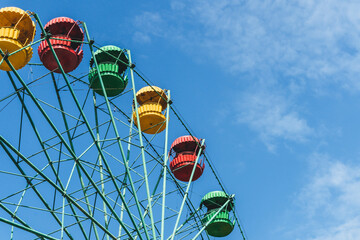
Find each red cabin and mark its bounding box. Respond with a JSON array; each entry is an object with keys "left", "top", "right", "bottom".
[
  {"left": 38, "top": 17, "right": 84, "bottom": 73},
  {"left": 169, "top": 135, "right": 205, "bottom": 182}
]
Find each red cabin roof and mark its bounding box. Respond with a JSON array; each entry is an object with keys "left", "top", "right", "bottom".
[
  {"left": 38, "top": 17, "right": 84, "bottom": 73},
  {"left": 43, "top": 17, "right": 84, "bottom": 49},
  {"left": 170, "top": 135, "right": 205, "bottom": 154}
]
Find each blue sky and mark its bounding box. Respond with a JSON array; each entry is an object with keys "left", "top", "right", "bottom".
[{"left": 2, "top": 0, "right": 360, "bottom": 239}]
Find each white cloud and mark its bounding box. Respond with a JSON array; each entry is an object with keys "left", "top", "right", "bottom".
[
  {"left": 133, "top": 0, "right": 360, "bottom": 148},
  {"left": 191, "top": 0, "right": 360, "bottom": 88},
  {"left": 133, "top": 31, "right": 151, "bottom": 44},
  {"left": 236, "top": 88, "right": 312, "bottom": 151},
  {"left": 294, "top": 153, "right": 360, "bottom": 240},
  {"left": 133, "top": 12, "right": 166, "bottom": 41},
  {"left": 170, "top": 0, "right": 186, "bottom": 10},
  {"left": 309, "top": 218, "right": 360, "bottom": 240},
  {"left": 134, "top": 0, "right": 360, "bottom": 91}
]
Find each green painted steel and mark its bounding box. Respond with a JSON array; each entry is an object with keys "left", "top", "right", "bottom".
[
  {"left": 169, "top": 139, "right": 205, "bottom": 240},
  {"left": 35, "top": 17, "right": 138, "bottom": 239},
  {"left": 84, "top": 23, "right": 147, "bottom": 240},
  {"left": 7, "top": 72, "right": 81, "bottom": 240},
  {"left": 128, "top": 49, "right": 158, "bottom": 240},
  {"left": 200, "top": 191, "right": 235, "bottom": 237},
  {"left": 0, "top": 216, "right": 59, "bottom": 240},
  {"left": 51, "top": 72, "right": 100, "bottom": 240},
  {"left": 2, "top": 17, "right": 135, "bottom": 239},
  {"left": 191, "top": 198, "right": 232, "bottom": 240},
  {"left": 0, "top": 136, "right": 119, "bottom": 240},
  {"left": 161, "top": 90, "right": 171, "bottom": 240},
  {"left": 0, "top": 9, "right": 247, "bottom": 240}
]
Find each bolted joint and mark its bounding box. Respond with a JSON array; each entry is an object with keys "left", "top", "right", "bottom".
[
  {"left": 44, "top": 31, "right": 51, "bottom": 39},
  {"left": 168, "top": 100, "right": 173, "bottom": 105},
  {"left": 2, "top": 51, "right": 9, "bottom": 60},
  {"left": 89, "top": 39, "right": 95, "bottom": 45},
  {"left": 130, "top": 63, "right": 136, "bottom": 69}
]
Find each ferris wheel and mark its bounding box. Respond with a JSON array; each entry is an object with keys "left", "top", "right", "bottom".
[{"left": 0, "top": 7, "right": 247, "bottom": 240}]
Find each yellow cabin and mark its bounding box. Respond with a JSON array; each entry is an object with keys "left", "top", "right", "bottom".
[
  {"left": 133, "top": 86, "right": 168, "bottom": 134},
  {"left": 0, "top": 7, "right": 35, "bottom": 71}
]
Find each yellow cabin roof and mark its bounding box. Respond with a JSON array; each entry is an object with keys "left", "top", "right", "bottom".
[
  {"left": 135, "top": 86, "right": 168, "bottom": 110},
  {"left": 0, "top": 7, "right": 35, "bottom": 45}
]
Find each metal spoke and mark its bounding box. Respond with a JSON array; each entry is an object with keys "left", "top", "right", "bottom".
[{"left": 0, "top": 10, "right": 246, "bottom": 239}]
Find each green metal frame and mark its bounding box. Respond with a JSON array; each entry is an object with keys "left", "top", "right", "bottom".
[{"left": 0, "top": 10, "right": 247, "bottom": 240}]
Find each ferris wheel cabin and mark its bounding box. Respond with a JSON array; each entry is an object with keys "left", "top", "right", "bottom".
[
  {"left": 0, "top": 6, "right": 243, "bottom": 239},
  {"left": 88, "top": 45, "right": 129, "bottom": 96},
  {"left": 0, "top": 7, "right": 35, "bottom": 71},
  {"left": 200, "top": 191, "right": 235, "bottom": 237},
  {"left": 169, "top": 135, "right": 205, "bottom": 182},
  {"left": 38, "top": 17, "right": 84, "bottom": 73},
  {"left": 133, "top": 86, "right": 168, "bottom": 134}
]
